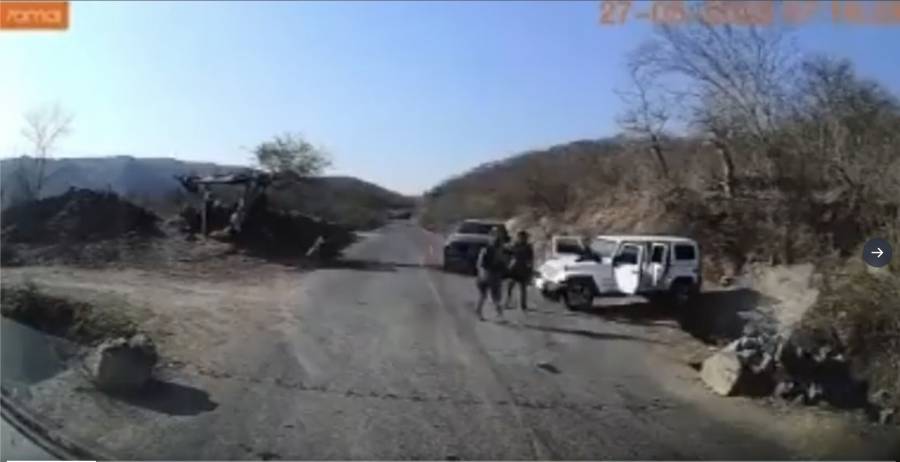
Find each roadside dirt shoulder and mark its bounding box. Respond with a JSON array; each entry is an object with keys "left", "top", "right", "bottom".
[{"left": 1, "top": 262, "right": 305, "bottom": 376}]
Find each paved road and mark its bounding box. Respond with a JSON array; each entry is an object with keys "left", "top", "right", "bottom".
[
  {"left": 157, "top": 222, "right": 787, "bottom": 460},
  {"left": 8, "top": 222, "right": 897, "bottom": 459}
]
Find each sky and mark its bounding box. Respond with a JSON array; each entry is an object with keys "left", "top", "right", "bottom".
[{"left": 2, "top": 1, "right": 899, "bottom": 194}]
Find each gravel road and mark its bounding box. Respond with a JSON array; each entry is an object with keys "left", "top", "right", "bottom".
[{"left": 3, "top": 221, "right": 897, "bottom": 460}]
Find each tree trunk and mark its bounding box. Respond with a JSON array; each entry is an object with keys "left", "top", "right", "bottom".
[
  {"left": 649, "top": 134, "right": 669, "bottom": 179},
  {"left": 711, "top": 136, "right": 736, "bottom": 198}
]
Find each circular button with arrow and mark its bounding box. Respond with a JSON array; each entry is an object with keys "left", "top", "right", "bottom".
[{"left": 863, "top": 238, "right": 892, "bottom": 268}]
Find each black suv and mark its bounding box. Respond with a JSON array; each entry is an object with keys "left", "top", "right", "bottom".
[{"left": 442, "top": 219, "right": 508, "bottom": 273}]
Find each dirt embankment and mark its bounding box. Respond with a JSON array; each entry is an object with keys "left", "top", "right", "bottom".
[
  {"left": 0, "top": 282, "right": 138, "bottom": 346},
  {"left": 0, "top": 187, "right": 358, "bottom": 358},
  {"left": 1, "top": 188, "right": 356, "bottom": 268}
]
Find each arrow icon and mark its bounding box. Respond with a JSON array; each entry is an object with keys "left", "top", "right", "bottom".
[{"left": 871, "top": 248, "right": 884, "bottom": 259}]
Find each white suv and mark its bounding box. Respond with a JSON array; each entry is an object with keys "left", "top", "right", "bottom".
[{"left": 535, "top": 234, "right": 702, "bottom": 310}]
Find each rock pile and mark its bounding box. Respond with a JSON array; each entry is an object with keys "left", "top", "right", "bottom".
[
  {"left": 701, "top": 334, "right": 776, "bottom": 396},
  {"left": 700, "top": 330, "right": 895, "bottom": 424},
  {"left": 1, "top": 188, "right": 160, "bottom": 244}
]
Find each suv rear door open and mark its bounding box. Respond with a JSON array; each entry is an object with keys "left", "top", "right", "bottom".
[{"left": 613, "top": 243, "right": 643, "bottom": 294}]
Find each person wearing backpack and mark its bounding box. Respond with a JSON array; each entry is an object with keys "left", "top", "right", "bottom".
[
  {"left": 475, "top": 228, "right": 507, "bottom": 321},
  {"left": 505, "top": 230, "right": 535, "bottom": 311}
]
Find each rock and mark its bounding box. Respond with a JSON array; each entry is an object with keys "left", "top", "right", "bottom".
[
  {"left": 700, "top": 349, "right": 743, "bottom": 396},
  {"left": 87, "top": 334, "right": 158, "bottom": 392},
  {"left": 805, "top": 382, "right": 824, "bottom": 405},
  {"left": 878, "top": 407, "right": 895, "bottom": 425},
  {"left": 813, "top": 344, "right": 834, "bottom": 363},
  {"left": 774, "top": 380, "right": 798, "bottom": 399},
  {"left": 737, "top": 336, "right": 763, "bottom": 352},
  {"left": 871, "top": 389, "right": 892, "bottom": 407},
  {"left": 750, "top": 352, "right": 775, "bottom": 376}
]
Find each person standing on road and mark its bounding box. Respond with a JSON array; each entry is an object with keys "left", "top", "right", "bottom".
[
  {"left": 506, "top": 230, "right": 534, "bottom": 311},
  {"left": 475, "top": 229, "right": 506, "bottom": 321}
]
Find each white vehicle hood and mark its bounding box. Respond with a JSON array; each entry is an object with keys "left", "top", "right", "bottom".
[{"left": 538, "top": 255, "right": 611, "bottom": 283}]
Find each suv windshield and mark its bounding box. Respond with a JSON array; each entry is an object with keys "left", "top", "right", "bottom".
[
  {"left": 589, "top": 238, "right": 618, "bottom": 258},
  {"left": 457, "top": 222, "right": 497, "bottom": 235}
]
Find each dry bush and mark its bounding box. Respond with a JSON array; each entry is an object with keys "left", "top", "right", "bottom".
[
  {"left": 801, "top": 271, "right": 900, "bottom": 403},
  {"left": 0, "top": 282, "right": 138, "bottom": 344}
]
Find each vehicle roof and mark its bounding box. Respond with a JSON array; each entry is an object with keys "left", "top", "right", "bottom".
[
  {"left": 461, "top": 219, "right": 506, "bottom": 226},
  {"left": 596, "top": 234, "right": 698, "bottom": 244}
]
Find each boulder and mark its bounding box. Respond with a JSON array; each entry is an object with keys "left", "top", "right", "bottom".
[
  {"left": 701, "top": 338, "right": 775, "bottom": 396},
  {"left": 87, "top": 334, "right": 158, "bottom": 392},
  {"left": 700, "top": 349, "right": 743, "bottom": 396}
]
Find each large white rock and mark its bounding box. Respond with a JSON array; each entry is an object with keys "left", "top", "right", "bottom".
[
  {"left": 87, "top": 334, "right": 158, "bottom": 392},
  {"left": 700, "top": 349, "right": 744, "bottom": 396}
]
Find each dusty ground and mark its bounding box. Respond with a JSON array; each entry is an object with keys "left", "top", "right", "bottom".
[{"left": 2, "top": 222, "right": 898, "bottom": 459}]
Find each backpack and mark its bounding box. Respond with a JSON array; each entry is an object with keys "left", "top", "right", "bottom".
[{"left": 479, "top": 245, "right": 505, "bottom": 273}]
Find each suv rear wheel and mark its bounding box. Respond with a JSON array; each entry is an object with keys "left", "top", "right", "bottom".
[
  {"left": 563, "top": 279, "right": 594, "bottom": 311},
  {"left": 666, "top": 280, "right": 695, "bottom": 308}
]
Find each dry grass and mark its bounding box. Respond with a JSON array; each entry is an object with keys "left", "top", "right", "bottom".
[
  {"left": 801, "top": 270, "right": 900, "bottom": 405},
  {"left": 1, "top": 282, "right": 138, "bottom": 345}
]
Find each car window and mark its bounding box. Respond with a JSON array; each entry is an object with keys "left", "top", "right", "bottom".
[
  {"left": 457, "top": 222, "right": 496, "bottom": 234},
  {"left": 674, "top": 244, "right": 696, "bottom": 261},
  {"left": 589, "top": 239, "right": 617, "bottom": 258},
  {"left": 650, "top": 244, "right": 666, "bottom": 263},
  {"left": 615, "top": 244, "right": 639, "bottom": 264},
  {"left": 554, "top": 237, "right": 583, "bottom": 255}
]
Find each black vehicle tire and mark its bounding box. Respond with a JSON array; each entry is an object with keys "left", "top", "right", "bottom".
[{"left": 563, "top": 280, "right": 594, "bottom": 311}]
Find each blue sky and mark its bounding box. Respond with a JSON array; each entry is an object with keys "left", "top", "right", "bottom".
[{"left": 2, "top": 1, "right": 899, "bottom": 194}]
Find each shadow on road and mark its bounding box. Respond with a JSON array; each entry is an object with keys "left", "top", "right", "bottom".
[
  {"left": 576, "top": 289, "right": 769, "bottom": 345},
  {"left": 109, "top": 379, "right": 218, "bottom": 416},
  {"left": 495, "top": 321, "right": 668, "bottom": 345},
  {"left": 315, "top": 258, "right": 441, "bottom": 272}
]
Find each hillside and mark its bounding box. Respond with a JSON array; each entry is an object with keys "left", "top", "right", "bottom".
[
  {"left": 422, "top": 130, "right": 899, "bottom": 278},
  {"left": 0, "top": 156, "right": 234, "bottom": 208},
  {"left": 1, "top": 156, "right": 413, "bottom": 229}
]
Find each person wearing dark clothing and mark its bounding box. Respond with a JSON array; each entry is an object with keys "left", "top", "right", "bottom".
[
  {"left": 475, "top": 230, "right": 507, "bottom": 321},
  {"left": 506, "top": 231, "right": 535, "bottom": 311}
]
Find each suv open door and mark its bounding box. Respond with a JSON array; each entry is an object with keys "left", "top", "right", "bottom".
[{"left": 612, "top": 243, "right": 643, "bottom": 294}]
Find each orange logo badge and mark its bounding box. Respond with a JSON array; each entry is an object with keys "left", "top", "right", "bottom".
[{"left": 1, "top": 1, "right": 69, "bottom": 30}]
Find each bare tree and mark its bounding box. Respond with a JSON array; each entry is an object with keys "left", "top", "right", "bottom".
[
  {"left": 630, "top": 16, "right": 800, "bottom": 195},
  {"left": 617, "top": 62, "right": 671, "bottom": 179},
  {"left": 21, "top": 103, "right": 74, "bottom": 199},
  {"left": 794, "top": 56, "right": 899, "bottom": 190}
]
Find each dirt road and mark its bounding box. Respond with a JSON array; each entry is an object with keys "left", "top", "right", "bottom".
[{"left": 2, "top": 222, "right": 897, "bottom": 459}]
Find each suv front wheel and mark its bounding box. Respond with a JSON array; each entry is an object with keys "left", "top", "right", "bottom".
[{"left": 563, "top": 279, "right": 594, "bottom": 311}]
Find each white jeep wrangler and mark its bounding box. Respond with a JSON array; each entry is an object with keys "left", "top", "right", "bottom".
[{"left": 534, "top": 234, "right": 702, "bottom": 310}]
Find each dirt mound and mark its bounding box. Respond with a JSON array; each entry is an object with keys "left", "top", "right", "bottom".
[
  {"left": 1, "top": 188, "right": 160, "bottom": 244},
  {"left": 176, "top": 193, "right": 355, "bottom": 259},
  {"left": 235, "top": 195, "right": 355, "bottom": 258}
]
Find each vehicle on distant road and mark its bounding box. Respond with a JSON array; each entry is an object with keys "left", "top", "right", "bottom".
[
  {"left": 535, "top": 234, "right": 702, "bottom": 310},
  {"left": 388, "top": 209, "right": 413, "bottom": 220},
  {"left": 442, "top": 219, "right": 508, "bottom": 273}
]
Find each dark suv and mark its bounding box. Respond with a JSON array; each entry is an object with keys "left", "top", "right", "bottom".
[{"left": 442, "top": 219, "right": 508, "bottom": 273}]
